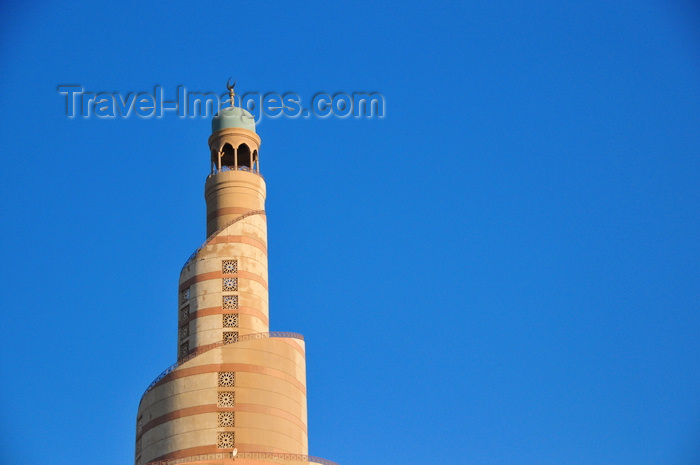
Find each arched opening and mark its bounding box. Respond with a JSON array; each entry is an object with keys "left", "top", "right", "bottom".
[
  {"left": 237, "top": 144, "right": 251, "bottom": 168},
  {"left": 221, "top": 143, "right": 235, "bottom": 168}
]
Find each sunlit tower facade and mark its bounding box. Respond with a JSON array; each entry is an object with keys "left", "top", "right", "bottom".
[{"left": 134, "top": 85, "right": 336, "bottom": 465}]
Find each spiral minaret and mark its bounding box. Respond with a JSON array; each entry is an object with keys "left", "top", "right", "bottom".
[{"left": 134, "top": 87, "right": 336, "bottom": 465}]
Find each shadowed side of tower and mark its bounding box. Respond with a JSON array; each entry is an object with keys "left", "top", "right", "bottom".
[{"left": 134, "top": 92, "right": 336, "bottom": 465}]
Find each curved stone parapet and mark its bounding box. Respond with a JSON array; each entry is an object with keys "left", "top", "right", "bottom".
[{"left": 147, "top": 451, "right": 339, "bottom": 465}]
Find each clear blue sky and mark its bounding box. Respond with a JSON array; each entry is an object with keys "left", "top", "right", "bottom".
[{"left": 1, "top": 1, "right": 700, "bottom": 464}]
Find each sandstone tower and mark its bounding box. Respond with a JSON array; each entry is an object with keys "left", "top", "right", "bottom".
[{"left": 134, "top": 86, "right": 336, "bottom": 465}]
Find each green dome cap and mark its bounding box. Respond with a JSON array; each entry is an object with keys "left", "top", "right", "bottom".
[{"left": 212, "top": 106, "right": 256, "bottom": 133}]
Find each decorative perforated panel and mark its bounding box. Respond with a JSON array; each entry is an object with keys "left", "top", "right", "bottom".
[
  {"left": 180, "top": 324, "right": 189, "bottom": 339},
  {"left": 180, "top": 341, "right": 189, "bottom": 358},
  {"left": 223, "top": 331, "right": 239, "bottom": 344},
  {"left": 222, "top": 277, "right": 238, "bottom": 291},
  {"left": 223, "top": 314, "right": 239, "bottom": 328},
  {"left": 222, "top": 295, "right": 238, "bottom": 309},
  {"left": 180, "top": 305, "right": 190, "bottom": 322},
  {"left": 135, "top": 437, "right": 142, "bottom": 455},
  {"left": 218, "top": 411, "right": 235, "bottom": 427},
  {"left": 218, "top": 372, "right": 235, "bottom": 387},
  {"left": 217, "top": 431, "right": 235, "bottom": 448},
  {"left": 181, "top": 287, "right": 190, "bottom": 303},
  {"left": 222, "top": 260, "right": 238, "bottom": 274},
  {"left": 217, "top": 391, "right": 235, "bottom": 408}
]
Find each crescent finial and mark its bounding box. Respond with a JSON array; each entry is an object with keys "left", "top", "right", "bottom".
[{"left": 226, "top": 77, "right": 236, "bottom": 107}]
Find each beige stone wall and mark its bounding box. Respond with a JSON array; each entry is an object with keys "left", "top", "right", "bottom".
[
  {"left": 204, "top": 171, "right": 266, "bottom": 237},
  {"left": 137, "top": 337, "right": 308, "bottom": 464}
]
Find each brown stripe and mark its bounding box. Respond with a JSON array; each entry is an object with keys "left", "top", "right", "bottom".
[
  {"left": 153, "top": 363, "right": 306, "bottom": 395},
  {"left": 140, "top": 403, "right": 306, "bottom": 440},
  {"left": 205, "top": 235, "right": 267, "bottom": 255},
  {"left": 207, "top": 207, "right": 265, "bottom": 223},
  {"left": 149, "top": 445, "right": 219, "bottom": 463},
  {"left": 190, "top": 305, "right": 269, "bottom": 327},
  {"left": 180, "top": 271, "right": 219, "bottom": 289},
  {"left": 141, "top": 404, "right": 218, "bottom": 436},
  {"left": 180, "top": 269, "right": 268, "bottom": 291},
  {"left": 281, "top": 338, "right": 305, "bottom": 354},
  {"left": 234, "top": 403, "right": 307, "bottom": 432}
]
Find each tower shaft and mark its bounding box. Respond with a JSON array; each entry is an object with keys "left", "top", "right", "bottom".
[{"left": 134, "top": 105, "right": 322, "bottom": 465}]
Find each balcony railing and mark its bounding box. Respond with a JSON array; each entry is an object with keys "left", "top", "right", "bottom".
[
  {"left": 207, "top": 165, "right": 263, "bottom": 179},
  {"left": 140, "top": 331, "right": 304, "bottom": 402},
  {"left": 146, "top": 451, "right": 339, "bottom": 465}
]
